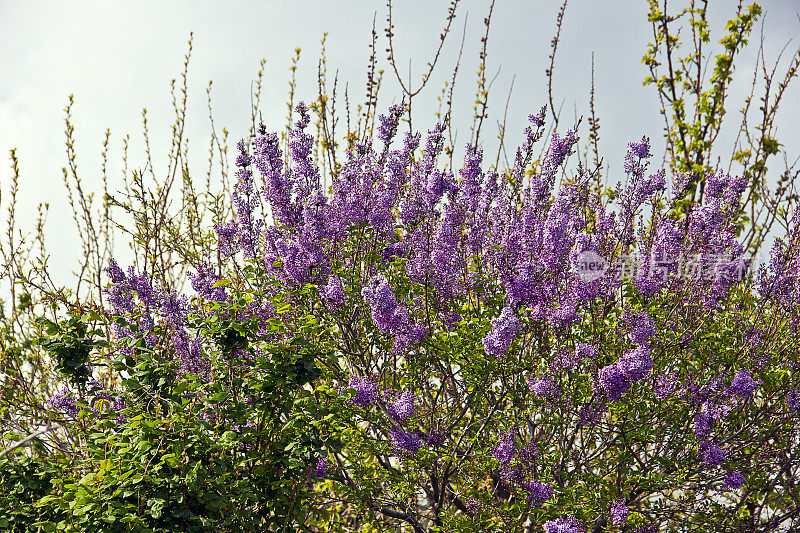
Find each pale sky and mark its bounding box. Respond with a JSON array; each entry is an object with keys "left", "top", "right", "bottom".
[{"left": 1, "top": 0, "right": 798, "bottom": 291}]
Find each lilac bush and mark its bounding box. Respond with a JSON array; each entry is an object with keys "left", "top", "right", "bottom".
[
  {"left": 175, "top": 98, "right": 798, "bottom": 531},
  {"left": 3, "top": 1, "right": 799, "bottom": 531}
]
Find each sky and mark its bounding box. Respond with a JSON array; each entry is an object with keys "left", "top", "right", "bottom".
[{"left": 1, "top": 0, "right": 799, "bottom": 291}]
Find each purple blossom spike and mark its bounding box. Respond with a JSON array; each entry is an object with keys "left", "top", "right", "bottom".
[
  {"left": 390, "top": 426, "right": 422, "bottom": 457},
  {"left": 598, "top": 344, "right": 653, "bottom": 402},
  {"left": 346, "top": 376, "right": 378, "bottom": 407},
  {"left": 323, "top": 275, "right": 346, "bottom": 309},
  {"left": 483, "top": 306, "right": 521, "bottom": 358},
  {"left": 215, "top": 220, "right": 239, "bottom": 259},
  {"left": 701, "top": 441, "right": 728, "bottom": 466},
  {"left": 574, "top": 343, "right": 598, "bottom": 366},
  {"left": 47, "top": 387, "right": 79, "bottom": 417},
  {"left": 388, "top": 391, "right": 416, "bottom": 422},
  {"left": 493, "top": 429, "right": 515, "bottom": 464},
  {"left": 310, "top": 457, "right": 329, "bottom": 478},
  {"left": 623, "top": 310, "right": 656, "bottom": 345},
  {"left": 377, "top": 104, "right": 404, "bottom": 145},
  {"left": 610, "top": 499, "right": 629, "bottom": 525},
  {"left": 598, "top": 361, "right": 631, "bottom": 402},
  {"left": 620, "top": 344, "right": 654, "bottom": 381},
  {"left": 465, "top": 497, "right": 481, "bottom": 515},
  {"left": 544, "top": 516, "right": 584, "bottom": 533},
  {"left": 786, "top": 388, "right": 800, "bottom": 412},
  {"left": 693, "top": 407, "right": 714, "bottom": 439},
  {"left": 654, "top": 371, "right": 681, "bottom": 400},
  {"left": 254, "top": 129, "right": 296, "bottom": 229},
  {"left": 729, "top": 369, "right": 761, "bottom": 399},
  {"left": 528, "top": 374, "right": 559, "bottom": 401},
  {"left": 424, "top": 430, "right": 446, "bottom": 448},
  {"left": 361, "top": 275, "right": 403, "bottom": 334},
  {"left": 522, "top": 481, "right": 554, "bottom": 507},
  {"left": 723, "top": 471, "right": 745, "bottom": 490},
  {"left": 189, "top": 264, "right": 227, "bottom": 303}
]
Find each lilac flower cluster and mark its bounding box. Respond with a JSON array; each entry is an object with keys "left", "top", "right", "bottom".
[
  {"left": 361, "top": 275, "right": 426, "bottom": 352},
  {"left": 309, "top": 457, "right": 329, "bottom": 478},
  {"left": 105, "top": 259, "right": 210, "bottom": 377},
  {"left": 387, "top": 391, "right": 416, "bottom": 422},
  {"left": 189, "top": 263, "right": 227, "bottom": 303},
  {"left": 723, "top": 470, "right": 745, "bottom": 490},
  {"left": 700, "top": 441, "right": 728, "bottom": 466},
  {"left": 47, "top": 387, "right": 80, "bottom": 417},
  {"left": 598, "top": 344, "right": 654, "bottom": 401},
  {"left": 610, "top": 498, "right": 629, "bottom": 525},
  {"left": 345, "top": 376, "right": 378, "bottom": 407},
  {"left": 786, "top": 388, "right": 800, "bottom": 412},
  {"left": 389, "top": 426, "right": 422, "bottom": 457},
  {"left": 493, "top": 429, "right": 516, "bottom": 464},
  {"left": 729, "top": 369, "right": 761, "bottom": 399},
  {"left": 528, "top": 374, "right": 560, "bottom": 401},
  {"left": 323, "top": 275, "right": 346, "bottom": 309},
  {"left": 623, "top": 310, "right": 656, "bottom": 345},
  {"left": 465, "top": 497, "right": 481, "bottom": 515},
  {"left": 483, "top": 307, "right": 521, "bottom": 358},
  {"left": 522, "top": 480, "right": 554, "bottom": 507},
  {"left": 544, "top": 516, "right": 584, "bottom": 533}
]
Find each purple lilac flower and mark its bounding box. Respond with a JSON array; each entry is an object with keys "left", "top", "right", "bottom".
[
  {"left": 230, "top": 139, "right": 263, "bottom": 258},
  {"left": 536, "top": 129, "right": 578, "bottom": 198},
  {"left": 189, "top": 263, "right": 227, "bottom": 303},
  {"left": 528, "top": 374, "right": 559, "bottom": 401},
  {"left": 47, "top": 387, "right": 79, "bottom": 417},
  {"left": 493, "top": 429, "right": 515, "bottom": 464},
  {"left": 655, "top": 371, "right": 681, "bottom": 400},
  {"left": 424, "top": 430, "right": 446, "bottom": 448},
  {"left": 624, "top": 310, "right": 656, "bottom": 345},
  {"left": 598, "top": 344, "right": 653, "bottom": 402},
  {"left": 323, "top": 275, "right": 346, "bottom": 309},
  {"left": 786, "top": 388, "right": 800, "bottom": 412},
  {"left": 311, "top": 457, "right": 329, "bottom": 478},
  {"left": 104, "top": 259, "right": 134, "bottom": 314},
  {"left": 254, "top": 129, "right": 295, "bottom": 229},
  {"left": 610, "top": 498, "right": 629, "bottom": 525},
  {"left": 430, "top": 194, "right": 467, "bottom": 298},
  {"left": 544, "top": 516, "right": 584, "bottom": 533},
  {"left": 465, "top": 497, "right": 481, "bottom": 515},
  {"left": 518, "top": 439, "right": 539, "bottom": 464},
  {"left": 300, "top": 190, "right": 328, "bottom": 259},
  {"left": 723, "top": 471, "right": 745, "bottom": 490},
  {"left": 628, "top": 136, "right": 651, "bottom": 160},
  {"left": 482, "top": 306, "right": 521, "bottom": 358},
  {"left": 637, "top": 219, "right": 684, "bottom": 295},
  {"left": 361, "top": 275, "right": 404, "bottom": 334},
  {"left": 388, "top": 391, "right": 416, "bottom": 422},
  {"left": 160, "top": 289, "right": 188, "bottom": 331},
  {"left": 620, "top": 344, "right": 654, "bottom": 381},
  {"left": 701, "top": 441, "right": 728, "bottom": 466},
  {"left": 522, "top": 481, "right": 554, "bottom": 507},
  {"left": 729, "top": 369, "right": 761, "bottom": 399},
  {"left": 390, "top": 426, "right": 422, "bottom": 457},
  {"left": 694, "top": 407, "right": 714, "bottom": 439},
  {"left": 215, "top": 220, "right": 240, "bottom": 259},
  {"left": 173, "top": 335, "right": 211, "bottom": 379},
  {"left": 441, "top": 310, "right": 461, "bottom": 330},
  {"left": 574, "top": 343, "right": 598, "bottom": 366},
  {"left": 346, "top": 376, "right": 378, "bottom": 407},
  {"left": 289, "top": 102, "right": 321, "bottom": 198},
  {"left": 377, "top": 104, "right": 404, "bottom": 145},
  {"left": 578, "top": 400, "right": 606, "bottom": 428}
]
